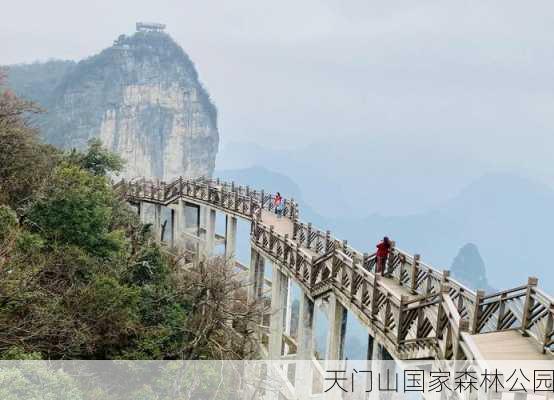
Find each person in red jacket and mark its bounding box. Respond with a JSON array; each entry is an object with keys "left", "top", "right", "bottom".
[
  {"left": 375, "top": 236, "right": 391, "bottom": 276},
  {"left": 274, "top": 192, "right": 283, "bottom": 218}
]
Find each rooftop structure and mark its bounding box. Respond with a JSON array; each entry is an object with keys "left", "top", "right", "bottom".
[{"left": 136, "top": 22, "right": 166, "bottom": 32}]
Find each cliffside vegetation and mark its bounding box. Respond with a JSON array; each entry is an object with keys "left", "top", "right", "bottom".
[{"left": 0, "top": 73, "right": 255, "bottom": 360}]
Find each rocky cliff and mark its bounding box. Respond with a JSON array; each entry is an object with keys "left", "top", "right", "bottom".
[{"left": 6, "top": 29, "right": 219, "bottom": 180}]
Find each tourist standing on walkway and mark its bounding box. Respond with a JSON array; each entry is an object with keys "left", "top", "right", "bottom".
[
  {"left": 274, "top": 192, "right": 283, "bottom": 218},
  {"left": 375, "top": 236, "right": 391, "bottom": 276}
]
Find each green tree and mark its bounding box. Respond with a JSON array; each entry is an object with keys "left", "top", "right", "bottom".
[
  {"left": 67, "top": 138, "right": 124, "bottom": 176},
  {"left": 26, "top": 165, "right": 124, "bottom": 257},
  {"left": 0, "top": 71, "right": 59, "bottom": 209}
]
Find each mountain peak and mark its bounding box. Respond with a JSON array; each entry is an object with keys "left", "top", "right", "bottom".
[{"left": 451, "top": 243, "right": 491, "bottom": 291}]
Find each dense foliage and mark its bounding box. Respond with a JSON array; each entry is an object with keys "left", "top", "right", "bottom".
[{"left": 0, "top": 73, "right": 256, "bottom": 360}]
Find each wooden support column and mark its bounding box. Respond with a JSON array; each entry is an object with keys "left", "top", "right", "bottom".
[
  {"left": 248, "top": 247, "right": 264, "bottom": 303},
  {"left": 295, "top": 293, "right": 314, "bottom": 398},
  {"left": 173, "top": 199, "right": 186, "bottom": 249},
  {"left": 325, "top": 293, "right": 346, "bottom": 360},
  {"left": 269, "top": 268, "right": 287, "bottom": 359},
  {"left": 153, "top": 204, "right": 162, "bottom": 242},
  {"left": 205, "top": 207, "right": 216, "bottom": 255},
  {"left": 138, "top": 201, "right": 147, "bottom": 224},
  {"left": 225, "top": 215, "right": 237, "bottom": 266}
]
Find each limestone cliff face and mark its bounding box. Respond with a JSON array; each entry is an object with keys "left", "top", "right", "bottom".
[{"left": 8, "top": 31, "right": 219, "bottom": 180}]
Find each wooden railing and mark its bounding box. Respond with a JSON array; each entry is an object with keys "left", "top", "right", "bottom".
[
  {"left": 471, "top": 278, "right": 554, "bottom": 353},
  {"left": 117, "top": 176, "right": 553, "bottom": 359}
]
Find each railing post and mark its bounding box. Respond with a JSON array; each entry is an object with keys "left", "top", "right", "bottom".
[
  {"left": 371, "top": 274, "right": 380, "bottom": 320},
  {"left": 441, "top": 270, "right": 450, "bottom": 284},
  {"left": 425, "top": 269, "right": 433, "bottom": 294},
  {"left": 398, "top": 254, "right": 405, "bottom": 283},
  {"left": 306, "top": 223, "right": 313, "bottom": 249},
  {"left": 396, "top": 295, "right": 409, "bottom": 349},
  {"left": 286, "top": 197, "right": 292, "bottom": 219},
  {"left": 283, "top": 234, "right": 289, "bottom": 263},
  {"left": 410, "top": 254, "right": 421, "bottom": 294},
  {"left": 471, "top": 289, "right": 485, "bottom": 334},
  {"left": 269, "top": 225, "right": 275, "bottom": 253},
  {"left": 521, "top": 277, "right": 538, "bottom": 334},
  {"left": 496, "top": 292, "right": 507, "bottom": 331},
  {"left": 248, "top": 196, "right": 254, "bottom": 218},
  {"left": 362, "top": 252, "right": 370, "bottom": 272},
  {"left": 454, "top": 318, "right": 469, "bottom": 360},
  {"left": 325, "top": 230, "right": 331, "bottom": 252},
  {"left": 543, "top": 304, "right": 553, "bottom": 353},
  {"left": 350, "top": 255, "right": 359, "bottom": 300},
  {"left": 436, "top": 285, "right": 449, "bottom": 340}
]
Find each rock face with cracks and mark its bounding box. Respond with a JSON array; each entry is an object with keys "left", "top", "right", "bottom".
[{"left": 6, "top": 30, "right": 219, "bottom": 181}]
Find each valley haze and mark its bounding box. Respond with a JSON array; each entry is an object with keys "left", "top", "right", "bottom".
[{"left": 3, "top": 1, "right": 554, "bottom": 294}]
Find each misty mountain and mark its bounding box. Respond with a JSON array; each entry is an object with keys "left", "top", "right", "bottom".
[
  {"left": 216, "top": 139, "right": 487, "bottom": 218},
  {"left": 451, "top": 243, "right": 493, "bottom": 292},
  {"left": 216, "top": 167, "right": 554, "bottom": 293},
  {"left": 4, "top": 60, "right": 76, "bottom": 110}
]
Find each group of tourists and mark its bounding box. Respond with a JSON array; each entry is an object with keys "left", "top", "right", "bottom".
[{"left": 273, "top": 192, "right": 393, "bottom": 276}]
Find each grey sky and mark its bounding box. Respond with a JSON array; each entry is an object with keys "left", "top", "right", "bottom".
[{"left": 3, "top": 0, "right": 554, "bottom": 214}]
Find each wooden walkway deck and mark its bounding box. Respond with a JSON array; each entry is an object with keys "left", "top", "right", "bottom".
[
  {"left": 464, "top": 330, "right": 554, "bottom": 360},
  {"left": 261, "top": 209, "right": 294, "bottom": 237}
]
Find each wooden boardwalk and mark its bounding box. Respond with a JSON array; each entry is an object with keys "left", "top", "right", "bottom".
[
  {"left": 464, "top": 330, "right": 553, "bottom": 360},
  {"left": 119, "top": 177, "right": 554, "bottom": 362},
  {"left": 261, "top": 209, "right": 294, "bottom": 237}
]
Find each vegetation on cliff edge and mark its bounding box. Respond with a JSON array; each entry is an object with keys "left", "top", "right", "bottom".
[{"left": 0, "top": 72, "right": 256, "bottom": 360}]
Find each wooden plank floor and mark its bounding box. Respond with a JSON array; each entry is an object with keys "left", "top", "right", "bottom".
[
  {"left": 260, "top": 210, "right": 294, "bottom": 237},
  {"left": 379, "top": 277, "right": 415, "bottom": 301},
  {"left": 464, "top": 330, "right": 553, "bottom": 360}
]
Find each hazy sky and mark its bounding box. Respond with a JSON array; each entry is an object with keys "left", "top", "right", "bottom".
[{"left": 3, "top": 0, "right": 554, "bottom": 213}]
